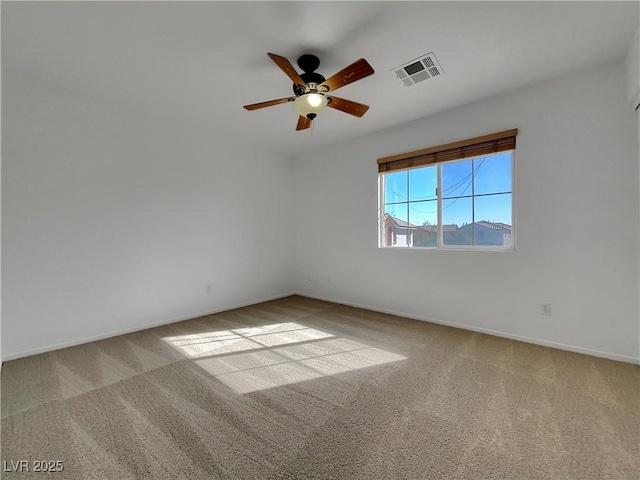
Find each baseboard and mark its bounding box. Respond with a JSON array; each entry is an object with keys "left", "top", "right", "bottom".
[
  {"left": 295, "top": 292, "right": 640, "bottom": 365},
  {"left": 1, "top": 292, "right": 296, "bottom": 362},
  {"left": 5, "top": 290, "right": 638, "bottom": 365}
]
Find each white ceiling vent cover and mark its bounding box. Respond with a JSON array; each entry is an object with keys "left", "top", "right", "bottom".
[{"left": 392, "top": 52, "right": 444, "bottom": 87}]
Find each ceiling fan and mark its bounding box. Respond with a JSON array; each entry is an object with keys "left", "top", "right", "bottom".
[{"left": 243, "top": 53, "right": 375, "bottom": 131}]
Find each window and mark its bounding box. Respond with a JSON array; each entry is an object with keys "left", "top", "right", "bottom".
[{"left": 378, "top": 129, "right": 517, "bottom": 249}]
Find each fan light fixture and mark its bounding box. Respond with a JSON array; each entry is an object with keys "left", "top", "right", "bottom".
[{"left": 293, "top": 93, "right": 328, "bottom": 119}]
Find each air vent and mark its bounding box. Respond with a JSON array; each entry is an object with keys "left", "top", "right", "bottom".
[{"left": 392, "top": 52, "right": 444, "bottom": 87}]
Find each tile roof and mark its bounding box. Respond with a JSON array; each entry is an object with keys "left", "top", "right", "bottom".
[
  {"left": 475, "top": 221, "right": 512, "bottom": 231},
  {"left": 385, "top": 214, "right": 458, "bottom": 232},
  {"left": 418, "top": 224, "right": 458, "bottom": 233},
  {"left": 384, "top": 215, "right": 417, "bottom": 229}
]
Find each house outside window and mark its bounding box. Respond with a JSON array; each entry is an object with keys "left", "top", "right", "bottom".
[{"left": 378, "top": 130, "right": 517, "bottom": 250}]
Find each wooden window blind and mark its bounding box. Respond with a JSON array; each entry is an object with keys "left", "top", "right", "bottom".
[{"left": 377, "top": 129, "right": 518, "bottom": 173}]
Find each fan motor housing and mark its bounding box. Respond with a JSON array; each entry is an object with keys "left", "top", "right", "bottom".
[{"left": 294, "top": 73, "right": 326, "bottom": 95}]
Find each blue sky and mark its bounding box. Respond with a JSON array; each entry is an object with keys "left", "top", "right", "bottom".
[{"left": 384, "top": 152, "right": 512, "bottom": 226}]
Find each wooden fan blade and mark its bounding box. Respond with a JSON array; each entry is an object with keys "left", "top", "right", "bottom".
[
  {"left": 327, "top": 96, "right": 370, "bottom": 117},
  {"left": 268, "top": 53, "right": 307, "bottom": 88},
  {"left": 243, "top": 97, "right": 294, "bottom": 111},
  {"left": 319, "top": 58, "right": 374, "bottom": 92},
  {"left": 296, "top": 116, "right": 311, "bottom": 131}
]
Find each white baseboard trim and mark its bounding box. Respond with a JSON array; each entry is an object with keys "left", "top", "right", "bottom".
[
  {"left": 295, "top": 292, "right": 640, "bottom": 365},
  {"left": 4, "top": 291, "right": 638, "bottom": 366},
  {"left": 1, "top": 292, "right": 296, "bottom": 362}
]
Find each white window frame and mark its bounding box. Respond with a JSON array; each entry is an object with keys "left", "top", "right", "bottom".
[{"left": 378, "top": 150, "right": 516, "bottom": 251}]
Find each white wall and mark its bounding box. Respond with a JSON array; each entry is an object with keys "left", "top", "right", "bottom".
[
  {"left": 2, "top": 73, "right": 294, "bottom": 360},
  {"left": 626, "top": 27, "right": 639, "bottom": 108},
  {"left": 293, "top": 59, "right": 639, "bottom": 363},
  {"left": 628, "top": 27, "right": 640, "bottom": 357},
  {"left": 636, "top": 104, "right": 640, "bottom": 363},
  {"left": 4, "top": 60, "right": 638, "bottom": 364}
]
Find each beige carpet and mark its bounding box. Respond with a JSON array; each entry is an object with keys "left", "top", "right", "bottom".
[{"left": 2, "top": 295, "right": 638, "bottom": 479}]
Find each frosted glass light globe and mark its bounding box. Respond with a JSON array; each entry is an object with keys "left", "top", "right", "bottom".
[{"left": 293, "top": 93, "right": 328, "bottom": 119}]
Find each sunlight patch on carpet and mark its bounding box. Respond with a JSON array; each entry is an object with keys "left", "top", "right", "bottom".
[
  {"left": 163, "top": 323, "right": 406, "bottom": 393},
  {"left": 162, "top": 322, "right": 333, "bottom": 359}
]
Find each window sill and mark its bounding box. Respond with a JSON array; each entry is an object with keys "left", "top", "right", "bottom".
[{"left": 379, "top": 246, "right": 515, "bottom": 252}]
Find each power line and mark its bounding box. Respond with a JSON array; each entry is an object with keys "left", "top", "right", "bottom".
[
  {"left": 385, "top": 155, "right": 511, "bottom": 229},
  {"left": 405, "top": 157, "right": 487, "bottom": 216}
]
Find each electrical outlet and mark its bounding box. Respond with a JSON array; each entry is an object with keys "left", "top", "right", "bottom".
[{"left": 541, "top": 303, "right": 551, "bottom": 316}]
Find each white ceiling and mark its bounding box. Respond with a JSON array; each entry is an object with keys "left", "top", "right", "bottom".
[{"left": 3, "top": 1, "right": 639, "bottom": 157}]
